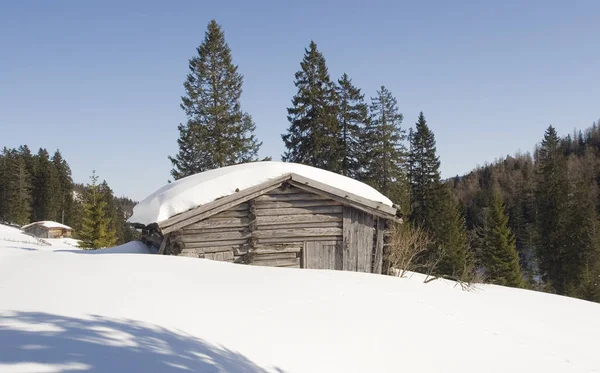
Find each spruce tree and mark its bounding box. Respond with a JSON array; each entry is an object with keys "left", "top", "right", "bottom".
[
  {"left": 535, "top": 125, "right": 570, "bottom": 293},
  {"left": 336, "top": 73, "right": 367, "bottom": 178},
  {"left": 2, "top": 149, "right": 32, "bottom": 225},
  {"left": 409, "top": 112, "right": 442, "bottom": 228},
  {"left": 282, "top": 41, "right": 341, "bottom": 172},
  {"left": 434, "top": 185, "right": 472, "bottom": 279},
  {"left": 31, "top": 148, "right": 61, "bottom": 221},
  {"left": 0, "top": 149, "right": 8, "bottom": 221},
  {"left": 363, "top": 86, "right": 407, "bottom": 207},
  {"left": 99, "top": 180, "right": 120, "bottom": 245},
  {"left": 169, "top": 19, "right": 260, "bottom": 179},
  {"left": 78, "top": 171, "right": 116, "bottom": 249},
  {"left": 52, "top": 150, "right": 74, "bottom": 225},
  {"left": 563, "top": 155, "right": 600, "bottom": 298},
  {"left": 481, "top": 191, "right": 523, "bottom": 287}
]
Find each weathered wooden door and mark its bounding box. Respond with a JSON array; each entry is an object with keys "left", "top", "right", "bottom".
[
  {"left": 304, "top": 240, "right": 342, "bottom": 270},
  {"left": 342, "top": 206, "right": 375, "bottom": 272}
]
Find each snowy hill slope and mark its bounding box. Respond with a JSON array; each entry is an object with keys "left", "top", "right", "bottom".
[{"left": 0, "top": 224, "right": 599, "bottom": 372}]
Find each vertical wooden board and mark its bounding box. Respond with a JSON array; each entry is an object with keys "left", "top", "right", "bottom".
[
  {"left": 305, "top": 241, "right": 318, "bottom": 269},
  {"left": 305, "top": 241, "right": 337, "bottom": 269},
  {"left": 374, "top": 218, "right": 385, "bottom": 274},
  {"left": 335, "top": 240, "right": 343, "bottom": 270},
  {"left": 342, "top": 206, "right": 358, "bottom": 271},
  {"left": 356, "top": 211, "right": 374, "bottom": 273}
]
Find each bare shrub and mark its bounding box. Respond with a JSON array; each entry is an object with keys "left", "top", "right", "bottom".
[{"left": 385, "top": 223, "right": 432, "bottom": 278}]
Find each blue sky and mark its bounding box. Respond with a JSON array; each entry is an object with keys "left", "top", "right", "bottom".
[{"left": 1, "top": 0, "right": 599, "bottom": 201}]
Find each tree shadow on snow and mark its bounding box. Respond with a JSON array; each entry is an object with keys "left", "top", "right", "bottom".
[
  {"left": 6, "top": 246, "right": 38, "bottom": 251},
  {"left": 0, "top": 311, "right": 280, "bottom": 373}
]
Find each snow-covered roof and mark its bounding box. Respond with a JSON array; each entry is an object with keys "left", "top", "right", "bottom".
[
  {"left": 129, "top": 161, "right": 394, "bottom": 225},
  {"left": 22, "top": 221, "right": 73, "bottom": 231}
]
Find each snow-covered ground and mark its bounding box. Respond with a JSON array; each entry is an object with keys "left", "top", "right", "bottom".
[{"left": 0, "top": 223, "right": 599, "bottom": 373}]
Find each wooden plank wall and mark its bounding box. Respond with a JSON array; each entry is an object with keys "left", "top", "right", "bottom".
[
  {"left": 251, "top": 186, "right": 343, "bottom": 268},
  {"left": 175, "top": 185, "right": 344, "bottom": 268}
]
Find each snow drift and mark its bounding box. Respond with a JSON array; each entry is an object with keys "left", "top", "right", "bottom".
[
  {"left": 1, "top": 223, "right": 599, "bottom": 373},
  {"left": 128, "top": 161, "right": 394, "bottom": 225}
]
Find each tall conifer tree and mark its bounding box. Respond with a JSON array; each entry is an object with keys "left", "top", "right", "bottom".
[
  {"left": 336, "top": 73, "right": 367, "bottom": 178},
  {"left": 481, "top": 191, "right": 523, "bottom": 287},
  {"left": 78, "top": 171, "right": 116, "bottom": 249},
  {"left": 535, "top": 125, "right": 569, "bottom": 293},
  {"left": 169, "top": 20, "right": 261, "bottom": 179},
  {"left": 1, "top": 149, "right": 32, "bottom": 225},
  {"left": 363, "top": 86, "right": 407, "bottom": 207},
  {"left": 31, "top": 148, "right": 61, "bottom": 221},
  {"left": 52, "top": 150, "right": 74, "bottom": 225},
  {"left": 433, "top": 185, "right": 472, "bottom": 279},
  {"left": 408, "top": 112, "right": 442, "bottom": 228},
  {"left": 282, "top": 41, "right": 341, "bottom": 172}
]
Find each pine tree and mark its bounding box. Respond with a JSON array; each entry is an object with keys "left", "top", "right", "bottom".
[
  {"left": 0, "top": 148, "right": 9, "bottom": 221},
  {"left": 408, "top": 112, "right": 442, "bottom": 228},
  {"left": 535, "top": 125, "right": 570, "bottom": 293},
  {"left": 52, "top": 150, "right": 74, "bottom": 225},
  {"left": 2, "top": 149, "right": 32, "bottom": 225},
  {"left": 481, "top": 191, "right": 523, "bottom": 287},
  {"left": 434, "top": 185, "right": 472, "bottom": 279},
  {"left": 99, "top": 180, "right": 120, "bottom": 245},
  {"left": 363, "top": 86, "right": 407, "bottom": 208},
  {"left": 31, "top": 148, "right": 61, "bottom": 221},
  {"left": 78, "top": 171, "right": 116, "bottom": 249},
  {"left": 336, "top": 73, "right": 367, "bottom": 178},
  {"left": 169, "top": 19, "right": 260, "bottom": 179},
  {"left": 563, "top": 155, "right": 600, "bottom": 298},
  {"left": 282, "top": 41, "right": 341, "bottom": 172}
]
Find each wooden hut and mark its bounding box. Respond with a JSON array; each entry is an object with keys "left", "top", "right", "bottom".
[
  {"left": 22, "top": 221, "right": 73, "bottom": 239},
  {"left": 130, "top": 163, "right": 397, "bottom": 274}
]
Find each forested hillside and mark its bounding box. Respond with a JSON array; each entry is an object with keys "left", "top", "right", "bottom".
[
  {"left": 0, "top": 146, "right": 138, "bottom": 247},
  {"left": 452, "top": 124, "right": 600, "bottom": 301}
]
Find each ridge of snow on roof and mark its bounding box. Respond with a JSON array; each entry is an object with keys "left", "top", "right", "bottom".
[
  {"left": 129, "top": 161, "right": 394, "bottom": 225},
  {"left": 21, "top": 221, "right": 73, "bottom": 230}
]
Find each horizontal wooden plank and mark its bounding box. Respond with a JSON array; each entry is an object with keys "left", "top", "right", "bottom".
[
  {"left": 183, "top": 226, "right": 250, "bottom": 235},
  {"left": 212, "top": 251, "right": 234, "bottom": 262},
  {"left": 254, "top": 227, "right": 342, "bottom": 239},
  {"left": 254, "top": 193, "right": 329, "bottom": 202},
  {"left": 183, "top": 239, "right": 249, "bottom": 248},
  {"left": 257, "top": 236, "right": 341, "bottom": 244},
  {"left": 211, "top": 210, "right": 250, "bottom": 218},
  {"left": 254, "top": 200, "right": 341, "bottom": 209},
  {"left": 252, "top": 252, "right": 298, "bottom": 260},
  {"left": 254, "top": 206, "right": 343, "bottom": 216},
  {"left": 181, "top": 231, "right": 251, "bottom": 242},
  {"left": 202, "top": 246, "right": 237, "bottom": 254},
  {"left": 249, "top": 257, "right": 300, "bottom": 267},
  {"left": 256, "top": 221, "right": 342, "bottom": 230},
  {"left": 179, "top": 248, "right": 201, "bottom": 257},
  {"left": 255, "top": 214, "right": 341, "bottom": 226},
  {"left": 252, "top": 246, "right": 302, "bottom": 254},
  {"left": 187, "top": 217, "right": 249, "bottom": 229}
]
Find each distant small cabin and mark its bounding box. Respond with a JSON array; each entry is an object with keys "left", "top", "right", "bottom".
[
  {"left": 129, "top": 162, "right": 398, "bottom": 274},
  {"left": 22, "top": 221, "right": 73, "bottom": 239}
]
